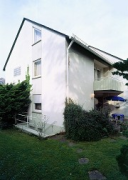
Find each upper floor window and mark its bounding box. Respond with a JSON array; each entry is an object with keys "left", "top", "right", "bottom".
[
  {"left": 14, "top": 67, "right": 21, "bottom": 76},
  {"left": 34, "top": 28, "right": 41, "bottom": 43},
  {"left": 94, "top": 68, "right": 101, "bottom": 81},
  {"left": 34, "top": 59, "right": 41, "bottom": 77}
]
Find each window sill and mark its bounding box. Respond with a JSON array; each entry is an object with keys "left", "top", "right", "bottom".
[
  {"left": 32, "top": 40, "right": 41, "bottom": 46},
  {"left": 32, "top": 76, "right": 41, "bottom": 80}
]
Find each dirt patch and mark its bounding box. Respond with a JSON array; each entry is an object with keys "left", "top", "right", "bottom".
[{"left": 48, "top": 134, "right": 67, "bottom": 143}]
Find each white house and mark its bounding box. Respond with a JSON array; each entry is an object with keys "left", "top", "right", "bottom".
[{"left": 3, "top": 18, "right": 125, "bottom": 136}]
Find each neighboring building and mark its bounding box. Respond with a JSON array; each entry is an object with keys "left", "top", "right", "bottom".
[
  {"left": 0, "top": 78, "right": 5, "bottom": 85},
  {"left": 3, "top": 18, "right": 125, "bottom": 136}
]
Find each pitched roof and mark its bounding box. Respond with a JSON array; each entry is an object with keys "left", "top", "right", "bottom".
[
  {"left": 3, "top": 18, "right": 69, "bottom": 71},
  {"left": 3, "top": 18, "right": 124, "bottom": 71},
  {"left": 89, "top": 46, "right": 124, "bottom": 64}
]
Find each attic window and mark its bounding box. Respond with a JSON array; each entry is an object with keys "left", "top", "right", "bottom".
[{"left": 34, "top": 28, "right": 41, "bottom": 43}]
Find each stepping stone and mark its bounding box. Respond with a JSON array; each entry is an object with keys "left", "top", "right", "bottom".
[
  {"left": 77, "top": 149, "right": 83, "bottom": 153},
  {"left": 68, "top": 142, "right": 75, "bottom": 147},
  {"left": 60, "top": 138, "right": 67, "bottom": 143},
  {"left": 120, "top": 136, "right": 127, "bottom": 140},
  {"left": 78, "top": 158, "right": 89, "bottom": 164},
  {"left": 88, "top": 170, "right": 106, "bottom": 180},
  {"left": 110, "top": 139, "right": 116, "bottom": 142}
]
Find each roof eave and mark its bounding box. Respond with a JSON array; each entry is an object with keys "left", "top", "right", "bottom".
[
  {"left": 3, "top": 18, "right": 26, "bottom": 71},
  {"left": 71, "top": 36, "right": 112, "bottom": 66},
  {"left": 3, "top": 18, "right": 69, "bottom": 71}
]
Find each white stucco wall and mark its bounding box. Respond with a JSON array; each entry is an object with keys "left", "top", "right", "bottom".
[
  {"left": 5, "top": 21, "right": 66, "bottom": 134},
  {"left": 40, "top": 28, "right": 66, "bottom": 129},
  {"left": 5, "top": 21, "right": 32, "bottom": 84},
  {"left": 68, "top": 45, "right": 94, "bottom": 111}
]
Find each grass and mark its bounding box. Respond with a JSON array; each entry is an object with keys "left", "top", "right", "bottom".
[{"left": 0, "top": 128, "right": 128, "bottom": 180}]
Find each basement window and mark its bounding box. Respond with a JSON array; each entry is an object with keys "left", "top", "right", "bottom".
[
  {"left": 33, "top": 94, "right": 42, "bottom": 111},
  {"left": 35, "top": 103, "right": 42, "bottom": 110}
]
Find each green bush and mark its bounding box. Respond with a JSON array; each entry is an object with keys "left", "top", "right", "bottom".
[
  {"left": 64, "top": 102, "right": 113, "bottom": 141},
  {"left": 123, "top": 130, "right": 128, "bottom": 137},
  {"left": 120, "top": 121, "right": 128, "bottom": 132},
  {"left": 117, "top": 145, "right": 128, "bottom": 177},
  {"left": 0, "top": 78, "right": 31, "bottom": 129}
]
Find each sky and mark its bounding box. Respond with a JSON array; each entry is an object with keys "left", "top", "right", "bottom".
[{"left": 0, "top": 0, "right": 128, "bottom": 78}]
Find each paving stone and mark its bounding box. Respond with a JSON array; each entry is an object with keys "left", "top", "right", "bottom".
[
  {"left": 120, "top": 136, "right": 127, "bottom": 140},
  {"left": 78, "top": 158, "right": 89, "bottom": 164},
  {"left": 77, "top": 149, "right": 83, "bottom": 153},
  {"left": 110, "top": 139, "right": 116, "bottom": 142},
  {"left": 88, "top": 170, "right": 106, "bottom": 180},
  {"left": 60, "top": 138, "right": 67, "bottom": 143},
  {"left": 68, "top": 142, "right": 75, "bottom": 147}
]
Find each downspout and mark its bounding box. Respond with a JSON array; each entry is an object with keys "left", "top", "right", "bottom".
[{"left": 66, "top": 39, "right": 74, "bottom": 103}]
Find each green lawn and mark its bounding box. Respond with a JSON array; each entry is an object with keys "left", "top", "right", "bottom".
[{"left": 0, "top": 128, "right": 127, "bottom": 180}]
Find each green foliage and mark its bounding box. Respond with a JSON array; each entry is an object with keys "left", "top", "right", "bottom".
[
  {"left": 117, "top": 145, "right": 128, "bottom": 177},
  {"left": 112, "top": 58, "right": 128, "bottom": 85},
  {"left": 0, "top": 77, "right": 31, "bottom": 129},
  {"left": 64, "top": 102, "right": 114, "bottom": 141},
  {"left": 123, "top": 130, "right": 128, "bottom": 137}
]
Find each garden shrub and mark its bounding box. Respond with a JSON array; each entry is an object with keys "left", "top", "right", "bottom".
[
  {"left": 64, "top": 101, "right": 114, "bottom": 141},
  {"left": 0, "top": 72, "right": 31, "bottom": 129},
  {"left": 120, "top": 121, "right": 128, "bottom": 132},
  {"left": 123, "top": 130, "right": 128, "bottom": 137},
  {"left": 116, "top": 145, "right": 128, "bottom": 177}
]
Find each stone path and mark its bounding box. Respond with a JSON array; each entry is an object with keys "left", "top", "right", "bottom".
[
  {"left": 109, "top": 138, "right": 117, "bottom": 143},
  {"left": 78, "top": 158, "right": 89, "bottom": 164},
  {"left": 120, "top": 136, "right": 128, "bottom": 140},
  {"left": 88, "top": 170, "right": 107, "bottom": 180},
  {"left": 76, "top": 148, "right": 83, "bottom": 153},
  {"left": 68, "top": 142, "right": 76, "bottom": 147},
  {"left": 49, "top": 134, "right": 107, "bottom": 179}
]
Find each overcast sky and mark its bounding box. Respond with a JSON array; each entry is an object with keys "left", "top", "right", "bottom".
[{"left": 0, "top": 0, "right": 128, "bottom": 78}]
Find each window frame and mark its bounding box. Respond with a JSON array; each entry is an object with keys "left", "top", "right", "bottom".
[
  {"left": 33, "top": 27, "right": 41, "bottom": 44},
  {"left": 33, "top": 94, "right": 42, "bottom": 113},
  {"left": 33, "top": 59, "right": 41, "bottom": 78},
  {"left": 35, "top": 103, "right": 42, "bottom": 110}
]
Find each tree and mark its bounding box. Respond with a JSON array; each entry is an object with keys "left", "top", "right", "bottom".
[
  {"left": 113, "top": 59, "right": 128, "bottom": 177},
  {"left": 112, "top": 58, "right": 128, "bottom": 85},
  {"left": 0, "top": 68, "right": 31, "bottom": 129}
]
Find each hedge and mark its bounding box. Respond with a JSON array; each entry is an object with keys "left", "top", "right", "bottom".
[{"left": 64, "top": 102, "right": 114, "bottom": 141}]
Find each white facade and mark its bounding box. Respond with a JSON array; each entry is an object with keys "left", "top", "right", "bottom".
[
  {"left": 4, "top": 18, "right": 125, "bottom": 135},
  {"left": 5, "top": 20, "right": 67, "bottom": 134},
  {"left": 68, "top": 45, "right": 94, "bottom": 110}
]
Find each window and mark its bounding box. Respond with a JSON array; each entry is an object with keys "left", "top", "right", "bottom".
[
  {"left": 35, "top": 103, "right": 41, "bottom": 110},
  {"left": 94, "top": 68, "right": 101, "bottom": 81},
  {"left": 34, "top": 59, "right": 41, "bottom": 77},
  {"left": 97, "top": 70, "right": 101, "bottom": 80},
  {"left": 33, "top": 94, "right": 42, "bottom": 111},
  {"left": 14, "top": 67, "right": 21, "bottom": 76},
  {"left": 34, "top": 28, "right": 41, "bottom": 43}
]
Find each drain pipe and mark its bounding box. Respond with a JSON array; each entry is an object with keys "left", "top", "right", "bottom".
[{"left": 66, "top": 39, "right": 74, "bottom": 103}]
